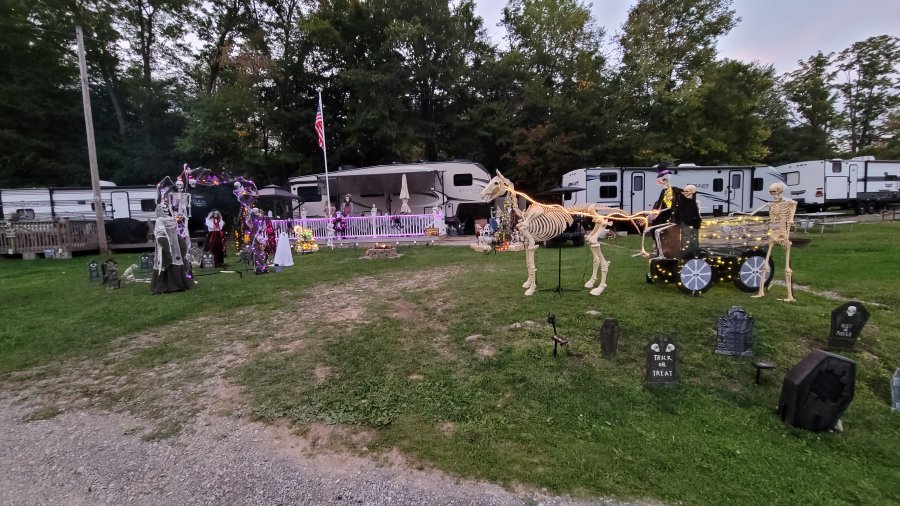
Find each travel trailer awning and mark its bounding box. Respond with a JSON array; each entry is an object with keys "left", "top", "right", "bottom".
[{"left": 316, "top": 167, "right": 440, "bottom": 196}]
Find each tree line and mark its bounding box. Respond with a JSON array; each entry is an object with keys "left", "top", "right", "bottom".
[{"left": 1, "top": 0, "right": 897, "bottom": 193}]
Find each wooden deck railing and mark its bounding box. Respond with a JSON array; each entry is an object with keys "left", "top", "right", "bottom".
[{"left": 1, "top": 219, "right": 99, "bottom": 256}]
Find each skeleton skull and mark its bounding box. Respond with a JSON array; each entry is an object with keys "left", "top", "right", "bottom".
[
  {"left": 176, "top": 179, "right": 184, "bottom": 191},
  {"left": 846, "top": 306, "right": 857, "bottom": 317},
  {"left": 682, "top": 185, "right": 697, "bottom": 198},
  {"left": 768, "top": 182, "right": 784, "bottom": 199}
]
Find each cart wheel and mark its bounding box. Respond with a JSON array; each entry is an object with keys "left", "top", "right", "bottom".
[
  {"left": 678, "top": 255, "right": 714, "bottom": 296},
  {"left": 733, "top": 252, "right": 774, "bottom": 292}
]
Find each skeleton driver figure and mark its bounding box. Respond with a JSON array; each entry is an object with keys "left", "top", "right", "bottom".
[{"left": 733, "top": 182, "right": 798, "bottom": 301}]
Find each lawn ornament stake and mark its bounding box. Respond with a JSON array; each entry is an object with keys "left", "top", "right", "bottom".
[
  {"left": 480, "top": 171, "right": 651, "bottom": 296},
  {"left": 733, "top": 182, "right": 797, "bottom": 301}
]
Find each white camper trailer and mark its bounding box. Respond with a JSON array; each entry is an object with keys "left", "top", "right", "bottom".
[
  {"left": 288, "top": 161, "right": 493, "bottom": 228},
  {"left": 0, "top": 184, "right": 159, "bottom": 222},
  {"left": 776, "top": 157, "right": 900, "bottom": 213},
  {"left": 561, "top": 164, "right": 783, "bottom": 215}
]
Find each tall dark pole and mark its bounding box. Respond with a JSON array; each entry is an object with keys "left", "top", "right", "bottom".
[{"left": 76, "top": 25, "right": 108, "bottom": 255}]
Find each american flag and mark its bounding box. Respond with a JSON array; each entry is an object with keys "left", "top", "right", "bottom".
[{"left": 314, "top": 96, "right": 325, "bottom": 150}]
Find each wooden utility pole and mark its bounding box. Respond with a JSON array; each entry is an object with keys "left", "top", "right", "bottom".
[{"left": 76, "top": 25, "right": 108, "bottom": 255}]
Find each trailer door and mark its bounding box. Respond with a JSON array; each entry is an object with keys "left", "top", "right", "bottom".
[
  {"left": 727, "top": 171, "right": 744, "bottom": 212},
  {"left": 825, "top": 161, "right": 849, "bottom": 201},
  {"left": 111, "top": 191, "right": 131, "bottom": 219},
  {"left": 629, "top": 173, "right": 645, "bottom": 214},
  {"left": 848, "top": 163, "right": 859, "bottom": 199}
]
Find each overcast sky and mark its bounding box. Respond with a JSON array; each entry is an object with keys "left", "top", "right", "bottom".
[{"left": 474, "top": 0, "right": 900, "bottom": 75}]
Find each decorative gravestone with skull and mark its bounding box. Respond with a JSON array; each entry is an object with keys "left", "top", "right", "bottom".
[
  {"left": 88, "top": 259, "right": 102, "bottom": 283},
  {"left": 892, "top": 368, "right": 900, "bottom": 413},
  {"left": 828, "top": 301, "right": 869, "bottom": 351},
  {"left": 715, "top": 306, "right": 754, "bottom": 357},
  {"left": 645, "top": 336, "right": 678, "bottom": 386},
  {"left": 139, "top": 252, "right": 154, "bottom": 271},
  {"left": 599, "top": 318, "right": 620, "bottom": 358},
  {"left": 201, "top": 252, "right": 215, "bottom": 269}
]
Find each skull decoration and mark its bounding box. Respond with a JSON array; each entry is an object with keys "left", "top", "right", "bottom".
[
  {"left": 768, "top": 182, "right": 785, "bottom": 199},
  {"left": 682, "top": 184, "right": 697, "bottom": 199},
  {"left": 846, "top": 306, "right": 858, "bottom": 317}
]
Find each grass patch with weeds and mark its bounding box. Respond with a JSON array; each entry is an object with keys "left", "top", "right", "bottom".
[{"left": 3, "top": 224, "right": 900, "bottom": 505}]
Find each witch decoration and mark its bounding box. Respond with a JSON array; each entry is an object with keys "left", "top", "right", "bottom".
[{"left": 204, "top": 209, "right": 226, "bottom": 267}]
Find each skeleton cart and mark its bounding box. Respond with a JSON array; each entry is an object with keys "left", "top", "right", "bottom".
[{"left": 646, "top": 216, "right": 775, "bottom": 296}]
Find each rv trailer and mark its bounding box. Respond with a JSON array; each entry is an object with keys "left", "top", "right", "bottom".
[
  {"left": 775, "top": 157, "right": 900, "bottom": 214},
  {"left": 561, "top": 164, "right": 783, "bottom": 216},
  {"left": 288, "top": 161, "right": 493, "bottom": 228},
  {"left": 0, "top": 184, "right": 159, "bottom": 222}
]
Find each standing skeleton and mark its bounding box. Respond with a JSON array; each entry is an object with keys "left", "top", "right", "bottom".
[
  {"left": 732, "top": 182, "right": 798, "bottom": 301},
  {"left": 480, "top": 172, "right": 650, "bottom": 296}
]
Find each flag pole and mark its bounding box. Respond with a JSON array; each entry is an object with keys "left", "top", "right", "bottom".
[{"left": 318, "top": 90, "right": 332, "bottom": 216}]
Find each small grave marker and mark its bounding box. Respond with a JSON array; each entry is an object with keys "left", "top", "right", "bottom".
[
  {"left": 599, "top": 318, "right": 620, "bottom": 357},
  {"left": 88, "top": 259, "right": 101, "bottom": 283},
  {"left": 892, "top": 368, "right": 900, "bottom": 413},
  {"left": 828, "top": 301, "right": 869, "bottom": 351},
  {"left": 715, "top": 306, "right": 754, "bottom": 357},
  {"left": 645, "top": 336, "right": 678, "bottom": 386},
  {"left": 139, "top": 252, "right": 154, "bottom": 271},
  {"left": 102, "top": 258, "right": 120, "bottom": 289},
  {"left": 201, "top": 252, "right": 215, "bottom": 269},
  {"left": 778, "top": 349, "right": 855, "bottom": 432}
]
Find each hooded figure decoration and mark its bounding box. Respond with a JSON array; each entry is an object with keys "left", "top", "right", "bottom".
[{"left": 151, "top": 202, "right": 195, "bottom": 294}]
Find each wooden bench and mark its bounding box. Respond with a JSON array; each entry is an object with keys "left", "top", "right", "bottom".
[{"left": 820, "top": 220, "right": 858, "bottom": 233}]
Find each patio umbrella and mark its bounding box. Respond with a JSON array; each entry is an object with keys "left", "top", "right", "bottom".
[{"left": 399, "top": 174, "right": 412, "bottom": 214}]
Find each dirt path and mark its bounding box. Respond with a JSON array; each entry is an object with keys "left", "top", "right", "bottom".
[{"left": 1, "top": 267, "right": 651, "bottom": 506}]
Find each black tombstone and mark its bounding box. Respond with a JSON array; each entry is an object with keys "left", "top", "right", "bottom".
[
  {"left": 88, "top": 259, "right": 102, "bottom": 283},
  {"left": 139, "top": 252, "right": 155, "bottom": 271},
  {"left": 102, "top": 258, "right": 120, "bottom": 289},
  {"left": 201, "top": 252, "right": 215, "bottom": 269},
  {"left": 645, "top": 336, "right": 678, "bottom": 386},
  {"left": 778, "top": 349, "right": 855, "bottom": 432},
  {"left": 828, "top": 301, "right": 869, "bottom": 351},
  {"left": 715, "top": 306, "right": 754, "bottom": 357},
  {"left": 599, "top": 318, "right": 620, "bottom": 357},
  {"left": 892, "top": 368, "right": 900, "bottom": 413}
]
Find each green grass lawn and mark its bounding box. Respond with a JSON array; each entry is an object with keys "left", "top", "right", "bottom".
[{"left": 2, "top": 222, "right": 899, "bottom": 505}]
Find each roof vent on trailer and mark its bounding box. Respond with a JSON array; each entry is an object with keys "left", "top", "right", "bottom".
[{"left": 851, "top": 156, "right": 875, "bottom": 161}]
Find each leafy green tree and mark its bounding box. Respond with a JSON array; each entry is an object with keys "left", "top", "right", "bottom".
[
  {"left": 780, "top": 52, "right": 840, "bottom": 158},
  {"left": 834, "top": 35, "right": 900, "bottom": 153}
]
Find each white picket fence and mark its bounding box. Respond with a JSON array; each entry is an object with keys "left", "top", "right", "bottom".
[{"left": 270, "top": 211, "right": 445, "bottom": 241}]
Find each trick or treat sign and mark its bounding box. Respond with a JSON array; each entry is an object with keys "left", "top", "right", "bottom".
[{"left": 645, "top": 336, "right": 679, "bottom": 386}]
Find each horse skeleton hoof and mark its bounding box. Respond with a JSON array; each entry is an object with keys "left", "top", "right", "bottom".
[
  {"left": 583, "top": 280, "right": 596, "bottom": 289},
  {"left": 589, "top": 285, "right": 607, "bottom": 296},
  {"left": 524, "top": 287, "right": 536, "bottom": 296}
]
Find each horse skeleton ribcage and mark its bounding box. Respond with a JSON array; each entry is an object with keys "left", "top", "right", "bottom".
[{"left": 521, "top": 203, "right": 581, "bottom": 242}]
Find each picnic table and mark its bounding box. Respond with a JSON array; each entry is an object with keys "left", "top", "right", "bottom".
[
  {"left": 881, "top": 203, "right": 900, "bottom": 221},
  {"left": 794, "top": 212, "right": 858, "bottom": 233}
]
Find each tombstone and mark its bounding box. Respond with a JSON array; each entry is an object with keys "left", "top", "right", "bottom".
[
  {"left": 778, "top": 349, "right": 855, "bottom": 432},
  {"left": 828, "top": 301, "right": 869, "bottom": 351},
  {"left": 88, "top": 259, "right": 102, "bottom": 283},
  {"left": 139, "top": 252, "right": 154, "bottom": 271},
  {"left": 645, "top": 336, "right": 678, "bottom": 386},
  {"left": 599, "top": 318, "right": 620, "bottom": 358},
  {"left": 101, "top": 258, "right": 120, "bottom": 289},
  {"left": 200, "top": 252, "right": 215, "bottom": 269},
  {"left": 892, "top": 368, "right": 900, "bottom": 413},
  {"left": 714, "top": 306, "right": 754, "bottom": 357}
]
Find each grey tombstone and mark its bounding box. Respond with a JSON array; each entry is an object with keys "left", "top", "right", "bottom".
[
  {"left": 88, "top": 259, "right": 102, "bottom": 283},
  {"left": 201, "top": 252, "right": 215, "bottom": 269},
  {"left": 715, "top": 306, "right": 754, "bottom": 357},
  {"left": 645, "top": 336, "right": 678, "bottom": 386},
  {"left": 599, "top": 318, "right": 620, "bottom": 358},
  {"left": 139, "top": 252, "right": 154, "bottom": 271},
  {"left": 778, "top": 349, "right": 855, "bottom": 432},
  {"left": 828, "top": 301, "right": 869, "bottom": 351},
  {"left": 892, "top": 368, "right": 900, "bottom": 413},
  {"left": 102, "top": 259, "right": 120, "bottom": 289}
]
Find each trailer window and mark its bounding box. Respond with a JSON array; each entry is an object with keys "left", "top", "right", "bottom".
[
  {"left": 599, "top": 186, "right": 617, "bottom": 199},
  {"left": 784, "top": 171, "right": 800, "bottom": 185},
  {"left": 713, "top": 178, "right": 723, "bottom": 192},
  {"left": 633, "top": 176, "right": 644, "bottom": 191},
  {"left": 599, "top": 173, "right": 617, "bottom": 183},
  {"left": 730, "top": 174, "right": 741, "bottom": 189},
  {"left": 752, "top": 178, "right": 763, "bottom": 191},
  {"left": 140, "top": 199, "right": 156, "bottom": 212},
  {"left": 295, "top": 186, "right": 320, "bottom": 202},
  {"left": 453, "top": 173, "right": 473, "bottom": 186},
  {"left": 831, "top": 162, "right": 842, "bottom": 173}
]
